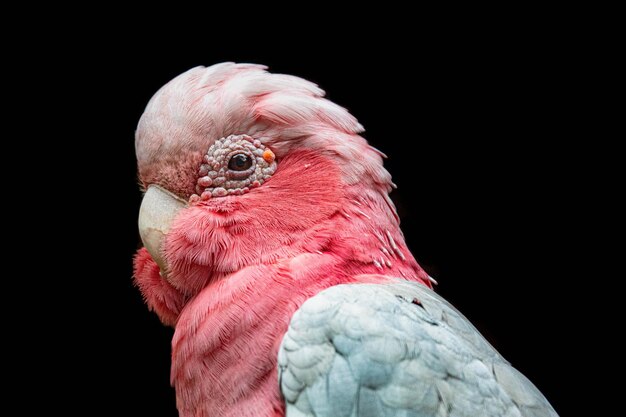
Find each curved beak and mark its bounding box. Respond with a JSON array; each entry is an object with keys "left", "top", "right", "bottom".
[{"left": 138, "top": 185, "right": 188, "bottom": 273}]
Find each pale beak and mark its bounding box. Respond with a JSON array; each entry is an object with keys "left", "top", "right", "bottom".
[{"left": 138, "top": 185, "right": 188, "bottom": 274}]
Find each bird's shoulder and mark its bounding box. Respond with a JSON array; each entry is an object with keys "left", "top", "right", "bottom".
[{"left": 278, "top": 277, "right": 557, "bottom": 417}]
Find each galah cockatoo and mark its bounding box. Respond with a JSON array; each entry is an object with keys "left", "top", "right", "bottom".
[{"left": 134, "top": 63, "right": 557, "bottom": 417}]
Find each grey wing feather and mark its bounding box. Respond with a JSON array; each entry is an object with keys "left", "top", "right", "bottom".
[{"left": 278, "top": 279, "right": 558, "bottom": 417}]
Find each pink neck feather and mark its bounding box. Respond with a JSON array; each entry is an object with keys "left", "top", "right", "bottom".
[
  {"left": 163, "top": 152, "right": 429, "bottom": 416},
  {"left": 134, "top": 64, "right": 433, "bottom": 416}
]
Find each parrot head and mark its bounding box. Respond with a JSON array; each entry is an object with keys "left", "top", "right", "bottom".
[{"left": 135, "top": 63, "right": 424, "bottom": 299}]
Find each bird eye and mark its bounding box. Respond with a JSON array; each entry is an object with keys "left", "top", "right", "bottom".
[
  {"left": 192, "top": 134, "right": 277, "bottom": 202},
  {"left": 228, "top": 154, "right": 253, "bottom": 171}
]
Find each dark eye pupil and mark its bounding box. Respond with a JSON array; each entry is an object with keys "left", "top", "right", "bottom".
[{"left": 228, "top": 154, "right": 252, "bottom": 171}]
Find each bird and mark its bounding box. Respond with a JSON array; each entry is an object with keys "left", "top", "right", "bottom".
[{"left": 133, "top": 62, "right": 558, "bottom": 417}]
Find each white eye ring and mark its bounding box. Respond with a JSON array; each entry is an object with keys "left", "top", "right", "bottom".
[{"left": 189, "top": 134, "right": 277, "bottom": 203}]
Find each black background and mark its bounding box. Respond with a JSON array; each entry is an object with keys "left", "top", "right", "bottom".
[{"left": 73, "top": 39, "right": 588, "bottom": 416}]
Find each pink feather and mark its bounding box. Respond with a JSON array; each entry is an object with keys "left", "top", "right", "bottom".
[{"left": 134, "top": 63, "right": 430, "bottom": 416}]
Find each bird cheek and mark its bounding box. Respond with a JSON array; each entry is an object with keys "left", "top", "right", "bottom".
[{"left": 160, "top": 203, "right": 234, "bottom": 293}]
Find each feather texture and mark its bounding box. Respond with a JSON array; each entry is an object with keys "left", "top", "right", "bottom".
[
  {"left": 136, "top": 62, "right": 384, "bottom": 200},
  {"left": 132, "top": 63, "right": 556, "bottom": 417},
  {"left": 279, "top": 279, "right": 558, "bottom": 417}
]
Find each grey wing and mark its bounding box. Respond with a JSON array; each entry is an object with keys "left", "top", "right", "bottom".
[{"left": 278, "top": 279, "right": 558, "bottom": 417}]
